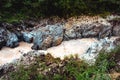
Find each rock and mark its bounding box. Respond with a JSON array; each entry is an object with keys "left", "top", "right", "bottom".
[
  {"left": 112, "top": 20, "right": 120, "bottom": 36},
  {"left": 46, "top": 24, "right": 63, "bottom": 46},
  {"left": 64, "top": 28, "right": 77, "bottom": 39},
  {"left": 41, "top": 35, "right": 53, "bottom": 50},
  {"left": 6, "top": 31, "right": 19, "bottom": 48},
  {"left": 80, "top": 37, "right": 120, "bottom": 64},
  {"left": 65, "top": 22, "right": 112, "bottom": 40},
  {"left": 113, "top": 37, "right": 120, "bottom": 46},
  {"left": 32, "top": 24, "right": 63, "bottom": 50},
  {"left": 22, "top": 31, "right": 36, "bottom": 43},
  {"left": 0, "top": 28, "right": 7, "bottom": 49},
  {"left": 14, "top": 31, "right": 23, "bottom": 41},
  {"left": 52, "top": 37, "right": 63, "bottom": 46},
  {"left": 32, "top": 31, "right": 44, "bottom": 50}
]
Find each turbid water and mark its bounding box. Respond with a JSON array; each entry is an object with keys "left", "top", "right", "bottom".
[
  {"left": 0, "top": 38, "right": 99, "bottom": 66},
  {"left": 47, "top": 38, "right": 98, "bottom": 59},
  {"left": 0, "top": 42, "right": 33, "bottom": 65},
  {"left": 0, "top": 36, "right": 119, "bottom": 66}
]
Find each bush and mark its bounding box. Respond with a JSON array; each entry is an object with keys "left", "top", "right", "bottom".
[{"left": 0, "top": 0, "right": 120, "bottom": 22}]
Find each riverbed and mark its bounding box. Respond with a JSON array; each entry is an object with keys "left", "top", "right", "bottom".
[
  {"left": 0, "top": 37, "right": 118, "bottom": 66},
  {"left": 0, "top": 38, "right": 99, "bottom": 66}
]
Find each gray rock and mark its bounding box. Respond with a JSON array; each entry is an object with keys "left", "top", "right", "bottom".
[
  {"left": 6, "top": 32, "right": 19, "bottom": 48},
  {"left": 47, "top": 24, "right": 63, "bottom": 46},
  {"left": 22, "top": 31, "right": 36, "bottom": 43},
  {"left": 32, "top": 31, "right": 45, "bottom": 50},
  {"left": 32, "top": 24, "right": 63, "bottom": 50},
  {"left": 109, "top": 20, "right": 120, "bottom": 36},
  {"left": 0, "top": 28, "right": 7, "bottom": 49},
  {"left": 65, "top": 23, "right": 112, "bottom": 40},
  {"left": 113, "top": 25, "right": 120, "bottom": 36}
]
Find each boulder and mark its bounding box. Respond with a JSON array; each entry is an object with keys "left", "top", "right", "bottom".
[
  {"left": 65, "top": 23, "right": 112, "bottom": 40},
  {"left": 22, "top": 31, "right": 36, "bottom": 43},
  {"left": 0, "top": 28, "right": 7, "bottom": 49},
  {"left": 46, "top": 24, "right": 63, "bottom": 46},
  {"left": 32, "top": 31, "right": 44, "bottom": 50},
  {"left": 112, "top": 20, "right": 120, "bottom": 36},
  {"left": 6, "top": 31, "right": 19, "bottom": 48},
  {"left": 32, "top": 24, "right": 63, "bottom": 50}
]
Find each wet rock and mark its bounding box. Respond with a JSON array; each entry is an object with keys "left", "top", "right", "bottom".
[
  {"left": 32, "top": 31, "right": 44, "bottom": 50},
  {"left": 14, "top": 31, "right": 23, "bottom": 41},
  {"left": 22, "top": 31, "right": 36, "bottom": 43},
  {"left": 32, "top": 24, "right": 63, "bottom": 50},
  {"left": 112, "top": 20, "right": 120, "bottom": 36},
  {"left": 52, "top": 37, "right": 63, "bottom": 46},
  {"left": 6, "top": 31, "right": 19, "bottom": 48},
  {"left": 65, "top": 23, "right": 112, "bottom": 40},
  {"left": 32, "top": 31, "right": 53, "bottom": 50},
  {"left": 113, "top": 37, "right": 120, "bottom": 46},
  {"left": 41, "top": 35, "right": 53, "bottom": 50},
  {"left": 80, "top": 37, "right": 120, "bottom": 64},
  {"left": 46, "top": 24, "right": 63, "bottom": 46},
  {"left": 0, "top": 28, "right": 7, "bottom": 49}
]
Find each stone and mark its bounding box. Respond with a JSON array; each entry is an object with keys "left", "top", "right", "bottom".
[
  {"left": 80, "top": 37, "right": 120, "bottom": 64},
  {"left": 6, "top": 31, "right": 19, "bottom": 48},
  {"left": 112, "top": 20, "right": 120, "bottom": 36},
  {"left": 109, "top": 20, "right": 120, "bottom": 36},
  {"left": 32, "top": 31, "right": 44, "bottom": 50},
  {"left": 113, "top": 37, "right": 120, "bottom": 46},
  {"left": 42, "top": 35, "right": 53, "bottom": 50},
  {"left": 32, "top": 24, "right": 63, "bottom": 50},
  {"left": 22, "top": 31, "right": 36, "bottom": 43},
  {"left": 52, "top": 37, "right": 63, "bottom": 46},
  {"left": 65, "top": 22, "right": 112, "bottom": 40},
  {"left": 0, "top": 28, "right": 7, "bottom": 49}
]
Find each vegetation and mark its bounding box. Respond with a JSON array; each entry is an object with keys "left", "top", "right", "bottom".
[
  {"left": 2, "top": 46, "right": 120, "bottom": 80},
  {"left": 0, "top": 0, "right": 120, "bottom": 22}
]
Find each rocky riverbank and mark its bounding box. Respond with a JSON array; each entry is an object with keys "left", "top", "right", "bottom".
[
  {"left": 0, "top": 15, "right": 120, "bottom": 50},
  {"left": 0, "top": 15, "right": 120, "bottom": 79}
]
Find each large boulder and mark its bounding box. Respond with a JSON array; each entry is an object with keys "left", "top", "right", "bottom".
[
  {"left": 0, "top": 23, "right": 19, "bottom": 48},
  {"left": 6, "top": 31, "right": 19, "bottom": 48},
  {"left": 64, "top": 23, "right": 112, "bottom": 40},
  {"left": 32, "top": 24, "right": 63, "bottom": 50},
  {"left": 46, "top": 24, "right": 63, "bottom": 46}
]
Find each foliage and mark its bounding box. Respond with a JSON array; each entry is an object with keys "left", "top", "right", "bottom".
[{"left": 0, "top": 0, "right": 120, "bottom": 22}]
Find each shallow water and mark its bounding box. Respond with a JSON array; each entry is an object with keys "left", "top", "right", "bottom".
[
  {"left": 0, "top": 38, "right": 99, "bottom": 66},
  {"left": 47, "top": 38, "right": 98, "bottom": 59},
  {"left": 0, "top": 42, "right": 33, "bottom": 65}
]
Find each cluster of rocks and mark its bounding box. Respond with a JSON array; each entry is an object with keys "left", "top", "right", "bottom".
[
  {"left": 0, "top": 16, "right": 120, "bottom": 50},
  {"left": 80, "top": 37, "right": 120, "bottom": 64}
]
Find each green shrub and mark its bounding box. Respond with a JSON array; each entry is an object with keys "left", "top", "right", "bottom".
[{"left": 0, "top": 0, "right": 120, "bottom": 22}]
